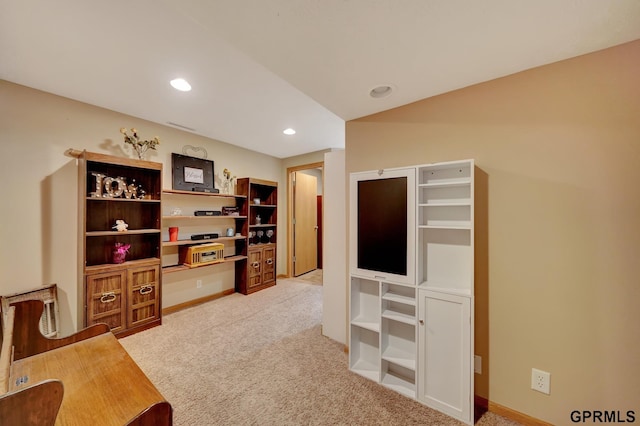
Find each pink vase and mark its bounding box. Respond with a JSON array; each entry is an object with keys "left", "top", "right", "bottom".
[{"left": 113, "top": 250, "right": 126, "bottom": 264}]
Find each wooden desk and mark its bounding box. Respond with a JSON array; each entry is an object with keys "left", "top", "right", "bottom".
[{"left": 10, "top": 332, "right": 169, "bottom": 425}]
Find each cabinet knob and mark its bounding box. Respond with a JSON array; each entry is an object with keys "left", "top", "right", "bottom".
[
  {"left": 100, "top": 292, "right": 117, "bottom": 304},
  {"left": 252, "top": 262, "right": 260, "bottom": 269},
  {"left": 266, "top": 258, "right": 273, "bottom": 265},
  {"left": 419, "top": 319, "right": 424, "bottom": 325}
]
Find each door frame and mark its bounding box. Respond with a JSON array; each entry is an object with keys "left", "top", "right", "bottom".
[{"left": 286, "top": 161, "right": 323, "bottom": 278}]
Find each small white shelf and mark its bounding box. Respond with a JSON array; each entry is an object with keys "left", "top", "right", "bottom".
[
  {"left": 382, "top": 347, "right": 416, "bottom": 371},
  {"left": 382, "top": 292, "right": 416, "bottom": 306},
  {"left": 381, "top": 309, "right": 415, "bottom": 325},
  {"left": 381, "top": 284, "right": 416, "bottom": 326},
  {"left": 351, "top": 360, "right": 380, "bottom": 382},
  {"left": 419, "top": 201, "right": 471, "bottom": 207},
  {"left": 351, "top": 318, "right": 380, "bottom": 332},
  {"left": 417, "top": 179, "right": 471, "bottom": 188},
  {"left": 419, "top": 223, "right": 472, "bottom": 230},
  {"left": 418, "top": 161, "right": 472, "bottom": 188},
  {"left": 381, "top": 373, "right": 416, "bottom": 399},
  {"left": 381, "top": 282, "right": 415, "bottom": 306},
  {"left": 420, "top": 203, "right": 471, "bottom": 229},
  {"left": 380, "top": 370, "right": 416, "bottom": 399}
]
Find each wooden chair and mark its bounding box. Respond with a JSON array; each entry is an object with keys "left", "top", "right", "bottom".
[
  {"left": 0, "top": 380, "right": 64, "bottom": 426},
  {"left": 1, "top": 306, "right": 64, "bottom": 425},
  {"left": 1, "top": 300, "right": 171, "bottom": 425},
  {"left": 126, "top": 401, "right": 173, "bottom": 426},
  {"left": 0, "top": 306, "right": 16, "bottom": 394},
  {"left": 10, "top": 299, "right": 110, "bottom": 361}
]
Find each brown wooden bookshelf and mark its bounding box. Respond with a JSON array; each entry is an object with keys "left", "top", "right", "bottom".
[{"left": 78, "top": 151, "right": 162, "bottom": 337}]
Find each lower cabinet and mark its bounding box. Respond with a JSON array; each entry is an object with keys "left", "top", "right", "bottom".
[
  {"left": 237, "top": 244, "right": 276, "bottom": 294},
  {"left": 85, "top": 261, "right": 161, "bottom": 337},
  {"left": 349, "top": 276, "right": 473, "bottom": 425},
  {"left": 86, "top": 269, "right": 126, "bottom": 333},
  {"left": 417, "top": 289, "right": 472, "bottom": 424},
  {"left": 127, "top": 265, "right": 161, "bottom": 329}
]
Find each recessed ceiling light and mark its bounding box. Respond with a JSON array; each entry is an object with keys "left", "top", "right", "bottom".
[
  {"left": 170, "top": 78, "right": 192, "bottom": 92},
  {"left": 283, "top": 128, "right": 296, "bottom": 135},
  {"left": 369, "top": 85, "right": 393, "bottom": 98}
]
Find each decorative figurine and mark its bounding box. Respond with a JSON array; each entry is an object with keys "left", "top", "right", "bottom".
[
  {"left": 112, "top": 220, "right": 129, "bottom": 232},
  {"left": 221, "top": 168, "right": 236, "bottom": 195}
]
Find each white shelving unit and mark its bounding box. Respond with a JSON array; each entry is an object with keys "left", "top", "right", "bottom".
[{"left": 349, "top": 159, "right": 475, "bottom": 425}]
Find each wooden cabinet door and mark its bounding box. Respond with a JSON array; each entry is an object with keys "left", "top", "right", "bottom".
[
  {"left": 248, "top": 248, "right": 263, "bottom": 289},
  {"left": 417, "top": 289, "right": 472, "bottom": 424},
  {"left": 262, "top": 245, "right": 276, "bottom": 286},
  {"left": 86, "top": 270, "right": 126, "bottom": 333},
  {"left": 127, "top": 265, "right": 160, "bottom": 328}
]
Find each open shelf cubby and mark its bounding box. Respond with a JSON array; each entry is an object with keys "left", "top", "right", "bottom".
[
  {"left": 418, "top": 227, "right": 472, "bottom": 295},
  {"left": 350, "top": 277, "right": 380, "bottom": 331},
  {"left": 349, "top": 325, "right": 380, "bottom": 381},
  {"left": 381, "top": 360, "right": 416, "bottom": 399},
  {"left": 381, "top": 283, "right": 416, "bottom": 326},
  {"left": 381, "top": 319, "right": 416, "bottom": 371}
]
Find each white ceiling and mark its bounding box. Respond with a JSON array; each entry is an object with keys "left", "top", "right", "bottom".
[{"left": 2, "top": 0, "right": 640, "bottom": 158}]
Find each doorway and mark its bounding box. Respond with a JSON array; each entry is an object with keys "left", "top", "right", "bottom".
[{"left": 287, "top": 162, "right": 323, "bottom": 278}]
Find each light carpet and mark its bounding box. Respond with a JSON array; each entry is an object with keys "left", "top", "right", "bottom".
[
  {"left": 121, "top": 278, "right": 519, "bottom": 425},
  {"left": 295, "top": 268, "right": 323, "bottom": 285}
]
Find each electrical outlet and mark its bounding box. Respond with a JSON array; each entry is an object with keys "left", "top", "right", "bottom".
[
  {"left": 196, "top": 280, "right": 202, "bottom": 288},
  {"left": 474, "top": 355, "right": 482, "bottom": 374},
  {"left": 531, "top": 368, "right": 550, "bottom": 394}
]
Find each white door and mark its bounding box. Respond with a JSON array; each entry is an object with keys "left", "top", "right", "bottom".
[{"left": 418, "top": 289, "right": 473, "bottom": 424}]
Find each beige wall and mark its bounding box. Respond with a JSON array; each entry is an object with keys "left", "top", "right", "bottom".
[
  {"left": 0, "top": 80, "right": 307, "bottom": 334},
  {"left": 345, "top": 40, "right": 640, "bottom": 424}
]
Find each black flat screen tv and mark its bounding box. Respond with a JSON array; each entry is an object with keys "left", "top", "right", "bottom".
[{"left": 357, "top": 177, "right": 408, "bottom": 276}]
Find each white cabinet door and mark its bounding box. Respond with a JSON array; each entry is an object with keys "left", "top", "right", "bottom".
[{"left": 418, "top": 289, "right": 472, "bottom": 424}]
